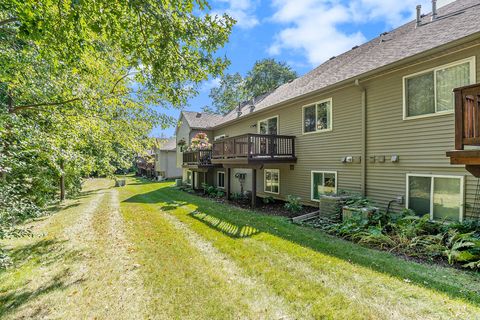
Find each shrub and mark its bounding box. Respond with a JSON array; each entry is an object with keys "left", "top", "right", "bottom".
[
  {"left": 262, "top": 196, "right": 275, "bottom": 204},
  {"left": 284, "top": 195, "right": 302, "bottom": 213},
  {"left": 314, "top": 207, "right": 480, "bottom": 270},
  {"left": 231, "top": 192, "right": 247, "bottom": 202}
]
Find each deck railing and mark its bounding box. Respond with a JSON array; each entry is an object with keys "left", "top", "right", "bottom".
[
  {"left": 212, "top": 133, "right": 295, "bottom": 160},
  {"left": 454, "top": 83, "right": 480, "bottom": 150},
  {"left": 182, "top": 149, "right": 213, "bottom": 165}
]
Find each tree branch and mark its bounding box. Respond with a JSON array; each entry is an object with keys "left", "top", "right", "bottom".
[{"left": 0, "top": 18, "right": 18, "bottom": 27}]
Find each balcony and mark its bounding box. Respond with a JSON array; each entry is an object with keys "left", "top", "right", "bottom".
[
  {"left": 182, "top": 149, "right": 214, "bottom": 167},
  {"left": 212, "top": 133, "right": 296, "bottom": 165},
  {"left": 446, "top": 83, "right": 480, "bottom": 176}
]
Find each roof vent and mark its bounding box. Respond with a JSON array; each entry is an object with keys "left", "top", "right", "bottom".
[
  {"left": 196, "top": 112, "right": 202, "bottom": 118},
  {"left": 249, "top": 105, "right": 255, "bottom": 113},
  {"left": 416, "top": 5, "right": 422, "bottom": 27},
  {"left": 351, "top": 45, "right": 359, "bottom": 50},
  {"left": 329, "top": 56, "right": 336, "bottom": 60},
  {"left": 237, "top": 111, "right": 242, "bottom": 118},
  {"left": 431, "top": 0, "right": 437, "bottom": 21},
  {"left": 380, "top": 32, "right": 389, "bottom": 36}
]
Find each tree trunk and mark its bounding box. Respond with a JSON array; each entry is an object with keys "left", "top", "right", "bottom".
[{"left": 60, "top": 160, "right": 65, "bottom": 201}]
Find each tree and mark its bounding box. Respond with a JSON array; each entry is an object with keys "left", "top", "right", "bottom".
[
  {"left": 208, "top": 73, "right": 246, "bottom": 115},
  {"left": 0, "top": 0, "right": 234, "bottom": 246},
  {"left": 208, "top": 59, "right": 297, "bottom": 114},
  {"left": 244, "top": 59, "right": 297, "bottom": 97}
]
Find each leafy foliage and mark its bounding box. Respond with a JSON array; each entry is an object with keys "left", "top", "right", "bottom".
[
  {"left": 201, "top": 183, "right": 224, "bottom": 198},
  {"left": 208, "top": 73, "right": 246, "bottom": 115},
  {"left": 262, "top": 196, "right": 275, "bottom": 204},
  {"left": 321, "top": 208, "right": 480, "bottom": 269},
  {"left": 0, "top": 0, "right": 234, "bottom": 245},
  {"left": 244, "top": 59, "right": 297, "bottom": 97},
  {"left": 208, "top": 59, "right": 297, "bottom": 114},
  {"left": 284, "top": 195, "right": 302, "bottom": 213}
]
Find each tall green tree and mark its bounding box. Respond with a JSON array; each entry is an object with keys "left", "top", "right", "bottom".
[
  {"left": 208, "top": 73, "right": 246, "bottom": 115},
  {"left": 207, "top": 59, "right": 297, "bottom": 114},
  {"left": 244, "top": 58, "right": 297, "bottom": 97},
  {"left": 0, "top": 0, "right": 234, "bottom": 239}
]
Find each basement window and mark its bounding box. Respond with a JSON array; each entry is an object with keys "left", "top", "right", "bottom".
[
  {"left": 264, "top": 169, "right": 280, "bottom": 194},
  {"left": 303, "top": 98, "right": 332, "bottom": 134},
  {"left": 311, "top": 171, "right": 337, "bottom": 201},
  {"left": 403, "top": 57, "right": 475, "bottom": 119},
  {"left": 406, "top": 174, "right": 464, "bottom": 222}
]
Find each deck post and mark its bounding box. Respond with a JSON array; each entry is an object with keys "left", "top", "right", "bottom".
[
  {"left": 192, "top": 171, "right": 196, "bottom": 190},
  {"left": 203, "top": 171, "right": 207, "bottom": 194},
  {"left": 251, "top": 168, "right": 257, "bottom": 208},
  {"left": 454, "top": 89, "right": 464, "bottom": 150},
  {"left": 226, "top": 167, "right": 231, "bottom": 200}
]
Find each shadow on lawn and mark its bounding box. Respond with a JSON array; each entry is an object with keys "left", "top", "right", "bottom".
[
  {"left": 0, "top": 239, "right": 85, "bottom": 317},
  {"left": 123, "top": 179, "right": 480, "bottom": 306}
]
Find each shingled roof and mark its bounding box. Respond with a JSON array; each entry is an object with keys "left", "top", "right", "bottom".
[
  {"left": 181, "top": 111, "right": 224, "bottom": 129},
  {"left": 157, "top": 137, "right": 177, "bottom": 151},
  {"left": 212, "top": 0, "right": 480, "bottom": 128}
]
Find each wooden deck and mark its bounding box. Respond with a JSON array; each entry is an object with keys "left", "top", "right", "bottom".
[
  {"left": 211, "top": 133, "right": 297, "bottom": 165},
  {"left": 447, "top": 83, "right": 480, "bottom": 176}
]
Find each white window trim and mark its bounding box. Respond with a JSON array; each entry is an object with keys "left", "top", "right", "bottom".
[
  {"left": 217, "top": 171, "right": 225, "bottom": 189},
  {"left": 214, "top": 134, "right": 226, "bottom": 141},
  {"left": 257, "top": 115, "right": 279, "bottom": 134},
  {"left": 405, "top": 173, "right": 465, "bottom": 222},
  {"left": 302, "top": 98, "right": 333, "bottom": 135},
  {"left": 402, "top": 56, "right": 476, "bottom": 120},
  {"left": 310, "top": 170, "right": 338, "bottom": 202},
  {"left": 264, "top": 169, "right": 280, "bottom": 194},
  {"left": 185, "top": 170, "right": 193, "bottom": 186}
]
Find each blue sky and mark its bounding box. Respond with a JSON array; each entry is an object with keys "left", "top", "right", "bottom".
[{"left": 151, "top": 0, "right": 454, "bottom": 138}]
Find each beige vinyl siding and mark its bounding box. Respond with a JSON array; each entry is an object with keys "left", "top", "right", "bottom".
[
  {"left": 213, "top": 86, "right": 363, "bottom": 206},
  {"left": 209, "top": 40, "right": 480, "bottom": 217},
  {"left": 364, "top": 45, "right": 480, "bottom": 217},
  {"left": 176, "top": 116, "right": 190, "bottom": 169}
]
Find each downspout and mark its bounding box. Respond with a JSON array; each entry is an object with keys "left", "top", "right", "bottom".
[{"left": 355, "top": 79, "right": 367, "bottom": 197}]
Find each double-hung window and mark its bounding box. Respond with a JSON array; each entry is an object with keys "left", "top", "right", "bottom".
[
  {"left": 311, "top": 171, "right": 337, "bottom": 201},
  {"left": 403, "top": 57, "right": 475, "bottom": 119},
  {"left": 258, "top": 116, "right": 278, "bottom": 135},
  {"left": 407, "top": 174, "right": 464, "bottom": 222},
  {"left": 264, "top": 169, "right": 280, "bottom": 194},
  {"left": 303, "top": 98, "right": 332, "bottom": 134},
  {"left": 217, "top": 171, "right": 225, "bottom": 189}
]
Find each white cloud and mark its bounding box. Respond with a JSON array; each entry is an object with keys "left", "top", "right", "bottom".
[
  {"left": 268, "top": 0, "right": 456, "bottom": 66},
  {"left": 214, "top": 0, "right": 259, "bottom": 29},
  {"left": 201, "top": 77, "right": 221, "bottom": 92}
]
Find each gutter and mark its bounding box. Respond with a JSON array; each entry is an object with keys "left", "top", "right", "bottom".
[{"left": 355, "top": 79, "right": 367, "bottom": 197}]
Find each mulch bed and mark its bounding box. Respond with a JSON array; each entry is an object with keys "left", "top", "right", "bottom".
[{"left": 181, "top": 188, "right": 317, "bottom": 218}]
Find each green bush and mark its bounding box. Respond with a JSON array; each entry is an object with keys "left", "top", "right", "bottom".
[
  {"left": 231, "top": 192, "right": 247, "bottom": 201},
  {"left": 262, "top": 196, "right": 275, "bottom": 204},
  {"left": 284, "top": 195, "right": 302, "bottom": 213},
  {"left": 323, "top": 208, "right": 480, "bottom": 269}
]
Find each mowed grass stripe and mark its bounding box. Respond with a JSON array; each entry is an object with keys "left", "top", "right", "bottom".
[
  {"left": 119, "top": 182, "right": 271, "bottom": 319},
  {"left": 125, "top": 178, "right": 480, "bottom": 320}
]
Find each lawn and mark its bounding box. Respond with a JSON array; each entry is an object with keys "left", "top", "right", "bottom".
[{"left": 1, "top": 177, "right": 480, "bottom": 319}]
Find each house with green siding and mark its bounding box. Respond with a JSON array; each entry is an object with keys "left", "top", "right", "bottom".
[{"left": 178, "top": 0, "right": 480, "bottom": 222}]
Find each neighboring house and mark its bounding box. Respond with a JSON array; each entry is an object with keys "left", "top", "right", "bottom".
[
  {"left": 178, "top": 0, "right": 480, "bottom": 222},
  {"left": 136, "top": 150, "right": 156, "bottom": 178},
  {"left": 154, "top": 137, "right": 182, "bottom": 180},
  {"left": 176, "top": 111, "right": 224, "bottom": 189}
]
